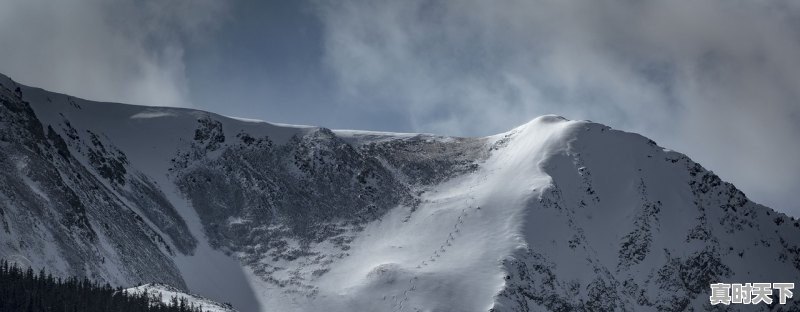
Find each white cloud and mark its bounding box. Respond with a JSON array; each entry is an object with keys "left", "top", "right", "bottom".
[
  {"left": 0, "top": 0, "right": 226, "bottom": 107},
  {"left": 316, "top": 0, "right": 800, "bottom": 215}
]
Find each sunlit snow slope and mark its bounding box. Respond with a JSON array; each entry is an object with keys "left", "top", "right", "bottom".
[{"left": 1, "top": 73, "right": 799, "bottom": 312}]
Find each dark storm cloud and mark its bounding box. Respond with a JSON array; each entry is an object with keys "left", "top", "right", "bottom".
[
  {"left": 0, "top": 0, "right": 226, "bottom": 107},
  {"left": 315, "top": 0, "right": 800, "bottom": 216}
]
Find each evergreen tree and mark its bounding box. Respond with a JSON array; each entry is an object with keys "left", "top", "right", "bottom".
[{"left": 0, "top": 259, "right": 212, "bottom": 312}]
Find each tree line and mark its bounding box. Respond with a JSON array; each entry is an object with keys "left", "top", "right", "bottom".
[{"left": 0, "top": 259, "right": 209, "bottom": 312}]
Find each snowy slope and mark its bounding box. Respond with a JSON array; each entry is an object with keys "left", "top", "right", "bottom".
[
  {"left": 126, "top": 284, "right": 238, "bottom": 312},
  {"left": 1, "top": 72, "right": 799, "bottom": 312}
]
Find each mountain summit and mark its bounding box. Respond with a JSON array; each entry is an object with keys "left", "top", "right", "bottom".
[{"left": 0, "top": 73, "right": 798, "bottom": 311}]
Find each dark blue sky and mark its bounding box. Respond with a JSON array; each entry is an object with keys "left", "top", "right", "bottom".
[
  {"left": 184, "top": 1, "right": 413, "bottom": 133},
  {"left": 186, "top": 1, "right": 333, "bottom": 126}
]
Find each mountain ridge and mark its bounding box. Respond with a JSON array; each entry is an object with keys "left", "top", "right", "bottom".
[{"left": 0, "top": 72, "right": 798, "bottom": 311}]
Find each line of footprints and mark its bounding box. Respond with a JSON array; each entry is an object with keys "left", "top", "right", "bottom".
[
  {"left": 383, "top": 170, "right": 496, "bottom": 312},
  {"left": 386, "top": 192, "right": 482, "bottom": 312}
]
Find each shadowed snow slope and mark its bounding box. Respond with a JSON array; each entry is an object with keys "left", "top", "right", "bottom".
[{"left": 0, "top": 73, "right": 798, "bottom": 311}]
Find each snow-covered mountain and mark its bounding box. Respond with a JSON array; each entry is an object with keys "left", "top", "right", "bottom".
[{"left": 0, "top": 72, "right": 798, "bottom": 311}]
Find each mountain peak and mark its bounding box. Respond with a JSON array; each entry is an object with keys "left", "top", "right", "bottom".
[
  {"left": 531, "top": 114, "right": 570, "bottom": 123},
  {"left": 1, "top": 73, "right": 798, "bottom": 311}
]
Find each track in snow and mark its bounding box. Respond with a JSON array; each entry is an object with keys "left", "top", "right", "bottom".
[{"left": 385, "top": 177, "right": 485, "bottom": 312}]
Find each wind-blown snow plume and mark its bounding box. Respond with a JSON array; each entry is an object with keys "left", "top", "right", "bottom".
[{"left": 315, "top": 0, "right": 800, "bottom": 216}]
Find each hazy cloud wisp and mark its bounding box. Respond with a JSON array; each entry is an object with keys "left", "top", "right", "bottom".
[{"left": 0, "top": 0, "right": 226, "bottom": 107}]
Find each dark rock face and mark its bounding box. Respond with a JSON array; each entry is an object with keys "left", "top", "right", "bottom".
[
  {"left": 193, "top": 117, "right": 225, "bottom": 151},
  {"left": 172, "top": 121, "right": 488, "bottom": 293},
  {"left": 85, "top": 130, "right": 128, "bottom": 186},
  {"left": 0, "top": 80, "right": 191, "bottom": 289},
  {"left": 359, "top": 135, "right": 488, "bottom": 186}
]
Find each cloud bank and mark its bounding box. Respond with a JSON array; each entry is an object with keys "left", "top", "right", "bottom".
[
  {"left": 316, "top": 0, "right": 800, "bottom": 215},
  {"left": 0, "top": 0, "right": 225, "bottom": 107}
]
